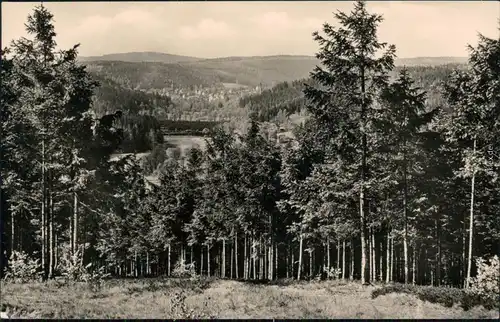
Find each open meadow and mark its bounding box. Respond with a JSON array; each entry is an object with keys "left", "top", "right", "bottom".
[{"left": 1, "top": 278, "right": 498, "bottom": 319}]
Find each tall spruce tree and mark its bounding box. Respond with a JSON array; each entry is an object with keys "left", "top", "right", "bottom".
[
  {"left": 303, "top": 0, "right": 396, "bottom": 283},
  {"left": 443, "top": 31, "right": 500, "bottom": 288},
  {"left": 376, "top": 68, "right": 435, "bottom": 283}
]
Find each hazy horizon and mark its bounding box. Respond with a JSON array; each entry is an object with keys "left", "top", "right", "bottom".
[{"left": 2, "top": 1, "right": 499, "bottom": 59}]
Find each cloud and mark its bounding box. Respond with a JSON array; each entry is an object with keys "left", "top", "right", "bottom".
[
  {"left": 59, "top": 9, "right": 171, "bottom": 55},
  {"left": 252, "top": 11, "right": 292, "bottom": 30},
  {"left": 179, "top": 19, "right": 236, "bottom": 40},
  {"left": 71, "top": 9, "right": 163, "bottom": 36},
  {"left": 251, "top": 12, "right": 324, "bottom": 34}
]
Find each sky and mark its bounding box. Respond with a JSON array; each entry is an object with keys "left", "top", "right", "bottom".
[{"left": 2, "top": 1, "right": 499, "bottom": 59}]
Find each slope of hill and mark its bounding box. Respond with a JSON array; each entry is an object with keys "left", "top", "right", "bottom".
[
  {"left": 239, "top": 64, "right": 465, "bottom": 123},
  {"left": 183, "top": 55, "right": 319, "bottom": 87},
  {"left": 79, "top": 51, "right": 201, "bottom": 64},
  {"left": 84, "top": 60, "right": 223, "bottom": 90},
  {"left": 90, "top": 73, "right": 175, "bottom": 116},
  {"left": 81, "top": 53, "right": 468, "bottom": 90},
  {"left": 395, "top": 56, "right": 468, "bottom": 67}
]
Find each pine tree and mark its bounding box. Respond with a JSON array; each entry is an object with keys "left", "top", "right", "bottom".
[
  {"left": 304, "top": 0, "right": 396, "bottom": 283},
  {"left": 443, "top": 31, "right": 500, "bottom": 288},
  {"left": 376, "top": 68, "right": 435, "bottom": 283}
]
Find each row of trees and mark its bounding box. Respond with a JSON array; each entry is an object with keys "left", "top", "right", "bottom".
[{"left": 1, "top": 2, "right": 498, "bottom": 288}]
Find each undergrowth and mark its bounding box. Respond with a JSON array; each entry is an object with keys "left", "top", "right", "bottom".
[{"left": 371, "top": 283, "right": 498, "bottom": 311}]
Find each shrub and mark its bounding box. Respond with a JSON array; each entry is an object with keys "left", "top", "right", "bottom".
[
  {"left": 3, "top": 251, "right": 42, "bottom": 283},
  {"left": 465, "top": 255, "right": 499, "bottom": 310},
  {"left": 171, "top": 258, "right": 198, "bottom": 280},
  {"left": 57, "top": 245, "right": 88, "bottom": 282},
  {"left": 57, "top": 244, "right": 110, "bottom": 291},
  {"left": 372, "top": 281, "right": 499, "bottom": 311},
  {"left": 323, "top": 267, "right": 342, "bottom": 280},
  {"left": 372, "top": 284, "right": 461, "bottom": 308}
]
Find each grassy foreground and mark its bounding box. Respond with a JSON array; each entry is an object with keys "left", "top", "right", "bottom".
[{"left": 1, "top": 278, "right": 498, "bottom": 319}]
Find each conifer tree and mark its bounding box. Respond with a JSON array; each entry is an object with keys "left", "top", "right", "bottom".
[{"left": 304, "top": 0, "right": 396, "bottom": 283}]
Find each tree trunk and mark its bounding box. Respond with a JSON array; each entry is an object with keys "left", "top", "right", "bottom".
[
  {"left": 350, "top": 238, "right": 354, "bottom": 281},
  {"left": 73, "top": 192, "right": 78, "bottom": 255},
  {"left": 134, "top": 250, "right": 138, "bottom": 277},
  {"left": 379, "top": 238, "right": 383, "bottom": 281},
  {"left": 403, "top": 139, "right": 410, "bottom": 285},
  {"left": 230, "top": 239, "right": 234, "bottom": 278},
  {"left": 386, "top": 231, "right": 390, "bottom": 283},
  {"left": 267, "top": 243, "right": 271, "bottom": 280},
  {"left": 167, "top": 244, "right": 171, "bottom": 276},
  {"left": 54, "top": 232, "right": 58, "bottom": 270},
  {"left": 286, "top": 245, "right": 289, "bottom": 279},
  {"left": 274, "top": 242, "right": 278, "bottom": 281},
  {"left": 244, "top": 234, "right": 248, "bottom": 279},
  {"left": 200, "top": 246, "right": 204, "bottom": 276},
  {"left": 436, "top": 220, "right": 441, "bottom": 286},
  {"left": 412, "top": 245, "right": 416, "bottom": 285},
  {"left": 48, "top": 190, "right": 54, "bottom": 278},
  {"left": 309, "top": 249, "right": 313, "bottom": 278},
  {"left": 190, "top": 245, "right": 193, "bottom": 266},
  {"left": 41, "top": 140, "right": 46, "bottom": 279},
  {"left": 146, "top": 251, "right": 150, "bottom": 275},
  {"left": 360, "top": 188, "right": 367, "bottom": 284},
  {"left": 337, "top": 239, "right": 340, "bottom": 271},
  {"left": 371, "top": 230, "right": 376, "bottom": 282},
  {"left": 466, "top": 137, "right": 476, "bottom": 289},
  {"left": 298, "top": 234, "right": 303, "bottom": 280},
  {"left": 252, "top": 236, "right": 256, "bottom": 280},
  {"left": 222, "top": 238, "right": 226, "bottom": 278},
  {"left": 323, "top": 242, "right": 327, "bottom": 272},
  {"left": 368, "top": 228, "right": 372, "bottom": 282},
  {"left": 235, "top": 233, "right": 239, "bottom": 279},
  {"left": 11, "top": 215, "right": 15, "bottom": 255},
  {"left": 360, "top": 63, "right": 368, "bottom": 285},
  {"left": 291, "top": 245, "right": 295, "bottom": 280},
  {"left": 390, "top": 236, "right": 394, "bottom": 282},
  {"left": 207, "top": 243, "right": 211, "bottom": 277},
  {"left": 342, "top": 239, "right": 346, "bottom": 279},
  {"left": 327, "top": 238, "right": 331, "bottom": 272}
]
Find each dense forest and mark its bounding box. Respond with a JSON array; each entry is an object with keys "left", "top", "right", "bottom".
[
  {"left": 1, "top": 2, "right": 498, "bottom": 296},
  {"left": 239, "top": 64, "right": 465, "bottom": 123},
  {"left": 85, "top": 60, "right": 221, "bottom": 90},
  {"left": 84, "top": 55, "right": 320, "bottom": 89}
]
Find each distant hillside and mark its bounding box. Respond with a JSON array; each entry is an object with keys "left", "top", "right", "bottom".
[
  {"left": 79, "top": 51, "right": 201, "bottom": 64},
  {"left": 183, "top": 55, "right": 319, "bottom": 87},
  {"left": 395, "top": 56, "right": 468, "bottom": 67},
  {"left": 239, "top": 64, "right": 465, "bottom": 123},
  {"left": 81, "top": 52, "right": 468, "bottom": 89},
  {"left": 90, "top": 73, "right": 174, "bottom": 116},
  {"left": 84, "top": 60, "right": 222, "bottom": 90}
]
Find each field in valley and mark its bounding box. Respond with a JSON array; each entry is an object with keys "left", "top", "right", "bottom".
[{"left": 1, "top": 279, "right": 498, "bottom": 319}]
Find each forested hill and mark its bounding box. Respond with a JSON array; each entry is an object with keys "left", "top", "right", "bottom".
[
  {"left": 81, "top": 54, "right": 468, "bottom": 89},
  {"left": 239, "top": 64, "right": 469, "bottom": 122},
  {"left": 91, "top": 73, "right": 174, "bottom": 116},
  {"left": 79, "top": 51, "right": 201, "bottom": 64},
  {"left": 85, "top": 60, "right": 222, "bottom": 90}
]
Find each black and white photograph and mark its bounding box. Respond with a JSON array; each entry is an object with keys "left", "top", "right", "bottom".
[{"left": 1, "top": 0, "right": 499, "bottom": 319}]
